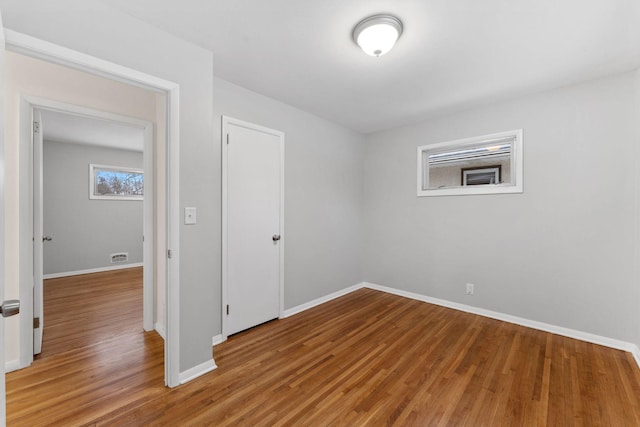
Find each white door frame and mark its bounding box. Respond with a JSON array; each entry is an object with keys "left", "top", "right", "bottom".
[
  {"left": 31, "top": 108, "right": 43, "bottom": 356},
  {"left": 23, "top": 99, "right": 154, "bottom": 362},
  {"left": 5, "top": 29, "right": 182, "bottom": 387},
  {"left": 221, "top": 115, "right": 285, "bottom": 340},
  {"left": 0, "top": 11, "right": 7, "bottom": 426}
]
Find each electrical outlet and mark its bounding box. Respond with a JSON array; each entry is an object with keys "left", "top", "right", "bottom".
[{"left": 466, "top": 283, "right": 474, "bottom": 295}]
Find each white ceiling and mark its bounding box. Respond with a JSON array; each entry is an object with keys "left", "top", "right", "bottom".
[
  {"left": 104, "top": 0, "right": 640, "bottom": 134},
  {"left": 40, "top": 109, "right": 144, "bottom": 151}
]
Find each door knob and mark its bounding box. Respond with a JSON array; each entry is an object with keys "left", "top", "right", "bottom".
[
  {"left": 0, "top": 300, "right": 20, "bottom": 318},
  {"left": 43, "top": 236, "right": 52, "bottom": 242},
  {"left": 272, "top": 234, "right": 281, "bottom": 242}
]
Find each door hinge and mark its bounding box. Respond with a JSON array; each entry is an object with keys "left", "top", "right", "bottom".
[
  {"left": 167, "top": 249, "right": 172, "bottom": 259},
  {"left": 33, "top": 317, "right": 40, "bottom": 329},
  {"left": 226, "top": 304, "right": 229, "bottom": 315},
  {"left": 33, "top": 121, "right": 40, "bottom": 133},
  {"left": 226, "top": 134, "right": 229, "bottom": 144}
]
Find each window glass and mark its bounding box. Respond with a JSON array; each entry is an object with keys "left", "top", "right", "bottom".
[{"left": 417, "top": 130, "right": 522, "bottom": 197}]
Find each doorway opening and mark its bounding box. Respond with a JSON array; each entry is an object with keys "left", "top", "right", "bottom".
[{"left": 33, "top": 106, "right": 153, "bottom": 359}]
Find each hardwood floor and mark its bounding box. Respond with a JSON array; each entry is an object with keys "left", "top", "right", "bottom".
[
  {"left": 6, "top": 267, "right": 164, "bottom": 426},
  {"left": 38, "top": 267, "right": 144, "bottom": 360},
  {"left": 7, "top": 278, "right": 640, "bottom": 425}
]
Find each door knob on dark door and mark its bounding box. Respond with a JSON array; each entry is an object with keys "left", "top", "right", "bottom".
[
  {"left": 0, "top": 300, "right": 20, "bottom": 318},
  {"left": 43, "top": 236, "right": 52, "bottom": 242},
  {"left": 272, "top": 234, "right": 281, "bottom": 242}
]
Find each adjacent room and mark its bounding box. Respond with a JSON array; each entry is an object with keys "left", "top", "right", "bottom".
[
  {"left": 1, "top": 0, "right": 640, "bottom": 425},
  {"left": 40, "top": 109, "right": 146, "bottom": 358}
]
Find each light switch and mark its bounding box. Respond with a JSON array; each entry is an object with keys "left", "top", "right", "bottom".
[{"left": 184, "top": 207, "right": 197, "bottom": 225}]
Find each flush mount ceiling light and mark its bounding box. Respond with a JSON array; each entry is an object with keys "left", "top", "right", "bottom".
[{"left": 352, "top": 14, "right": 403, "bottom": 57}]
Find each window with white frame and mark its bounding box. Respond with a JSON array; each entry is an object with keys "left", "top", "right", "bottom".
[
  {"left": 417, "top": 129, "right": 523, "bottom": 197},
  {"left": 89, "top": 164, "right": 144, "bottom": 201}
]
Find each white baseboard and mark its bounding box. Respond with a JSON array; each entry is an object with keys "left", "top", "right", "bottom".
[
  {"left": 212, "top": 334, "right": 226, "bottom": 347},
  {"left": 276, "top": 281, "right": 640, "bottom": 371},
  {"left": 5, "top": 358, "right": 21, "bottom": 373},
  {"left": 282, "top": 283, "right": 364, "bottom": 318},
  {"left": 631, "top": 345, "right": 640, "bottom": 368},
  {"left": 43, "top": 263, "right": 143, "bottom": 279},
  {"left": 179, "top": 358, "right": 217, "bottom": 385},
  {"left": 154, "top": 323, "right": 166, "bottom": 340},
  {"left": 363, "top": 282, "right": 640, "bottom": 360}
]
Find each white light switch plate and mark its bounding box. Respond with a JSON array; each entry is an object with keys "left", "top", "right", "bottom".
[{"left": 184, "top": 207, "right": 197, "bottom": 225}]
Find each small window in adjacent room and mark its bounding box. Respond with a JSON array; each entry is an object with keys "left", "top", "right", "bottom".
[
  {"left": 89, "top": 164, "right": 144, "bottom": 201},
  {"left": 417, "top": 129, "right": 523, "bottom": 197}
]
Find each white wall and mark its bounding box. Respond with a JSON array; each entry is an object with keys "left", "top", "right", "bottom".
[
  {"left": 364, "top": 70, "right": 640, "bottom": 345},
  {"left": 0, "top": 0, "right": 215, "bottom": 372},
  {"left": 43, "top": 141, "right": 143, "bottom": 275},
  {"left": 3, "top": 50, "right": 164, "bottom": 366},
  {"left": 213, "top": 77, "right": 365, "bottom": 332}
]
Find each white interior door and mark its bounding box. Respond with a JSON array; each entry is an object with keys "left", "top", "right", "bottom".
[
  {"left": 32, "top": 109, "right": 43, "bottom": 355},
  {"left": 0, "top": 10, "right": 8, "bottom": 425},
  {"left": 224, "top": 118, "right": 283, "bottom": 336}
]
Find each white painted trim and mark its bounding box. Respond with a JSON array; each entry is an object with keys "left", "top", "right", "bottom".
[
  {"left": 280, "top": 130, "right": 285, "bottom": 320},
  {"left": 0, "top": 14, "right": 6, "bottom": 425},
  {"left": 417, "top": 129, "right": 523, "bottom": 197},
  {"left": 634, "top": 68, "right": 640, "bottom": 381},
  {"left": 363, "top": 282, "right": 640, "bottom": 359},
  {"left": 4, "top": 360, "right": 20, "bottom": 374},
  {"left": 43, "top": 263, "right": 143, "bottom": 280},
  {"left": 24, "top": 96, "right": 153, "bottom": 127},
  {"left": 282, "top": 283, "right": 364, "bottom": 318},
  {"left": 32, "top": 108, "right": 43, "bottom": 356},
  {"left": 6, "top": 30, "right": 181, "bottom": 388},
  {"left": 154, "top": 323, "right": 166, "bottom": 340},
  {"left": 221, "top": 117, "right": 228, "bottom": 338},
  {"left": 142, "top": 123, "right": 154, "bottom": 332},
  {"left": 17, "top": 98, "right": 33, "bottom": 369},
  {"left": 212, "top": 334, "right": 226, "bottom": 347},
  {"left": 631, "top": 345, "right": 640, "bottom": 368},
  {"left": 178, "top": 359, "right": 217, "bottom": 385},
  {"left": 166, "top": 87, "right": 181, "bottom": 388},
  {"left": 221, "top": 116, "right": 285, "bottom": 340},
  {"left": 4, "top": 30, "right": 171, "bottom": 92}
]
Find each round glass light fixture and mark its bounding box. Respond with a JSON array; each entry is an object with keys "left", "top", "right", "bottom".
[{"left": 353, "top": 14, "right": 403, "bottom": 57}]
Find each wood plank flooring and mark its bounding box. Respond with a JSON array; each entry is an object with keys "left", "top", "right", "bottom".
[
  {"left": 38, "top": 267, "right": 144, "bottom": 360},
  {"left": 7, "top": 274, "right": 640, "bottom": 426},
  {"left": 6, "top": 267, "right": 164, "bottom": 426}
]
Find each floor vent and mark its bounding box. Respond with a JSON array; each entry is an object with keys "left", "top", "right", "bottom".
[{"left": 110, "top": 252, "right": 128, "bottom": 263}]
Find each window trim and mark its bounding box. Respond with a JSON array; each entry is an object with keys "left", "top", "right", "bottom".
[{"left": 417, "top": 129, "right": 523, "bottom": 197}]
